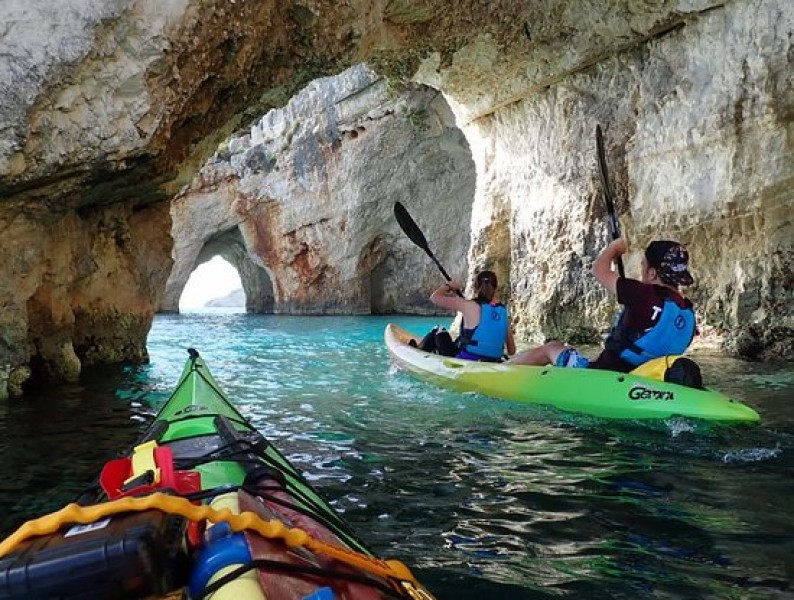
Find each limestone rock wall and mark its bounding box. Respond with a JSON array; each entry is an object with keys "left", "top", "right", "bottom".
[
  {"left": 420, "top": 0, "right": 793, "bottom": 357},
  {"left": 0, "top": 0, "right": 791, "bottom": 395},
  {"left": 0, "top": 201, "right": 171, "bottom": 395},
  {"left": 0, "top": 0, "right": 372, "bottom": 206},
  {"left": 165, "top": 65, "right": 474, "bottom": 315}
]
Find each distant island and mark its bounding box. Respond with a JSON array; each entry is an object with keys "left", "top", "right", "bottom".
[{"left": 204, "top": 288, "right": 245, "bottom": 307}]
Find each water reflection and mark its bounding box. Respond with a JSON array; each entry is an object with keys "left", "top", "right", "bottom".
[
  {"left": 0, "top": 366, "right": 145, "bottom": 534},
  {"left": 0, "top": 314, "right": 790, "bottom": 600}
]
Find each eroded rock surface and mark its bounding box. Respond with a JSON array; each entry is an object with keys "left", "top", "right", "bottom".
[
  {"left": 165, "top": 65, "right": 474, "bottom": 315},
  {"left": 0, "top": 0, "right": 791, "bottom": 395}
]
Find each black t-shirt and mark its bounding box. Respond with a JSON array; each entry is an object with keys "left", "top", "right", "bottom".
[{"left": 589, "top": 278, "right": 690, "bottom": 372}]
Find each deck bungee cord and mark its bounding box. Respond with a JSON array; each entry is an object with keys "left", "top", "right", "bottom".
[
  {"left": 0, "top": 492, "right": 425, "bottom": 598},
  {"left": 0, "top": 349, "right": 436, "bottom": 599},
  {"left": 168, "top": 436, "right": 372, "bottom": 553}
]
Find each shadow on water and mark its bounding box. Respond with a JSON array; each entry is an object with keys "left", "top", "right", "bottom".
[
  {"left": 0, "top": 313, "right": 791, "bottom": 599},
  {"left": 0, "top": 364, "right": 149, "bottom": 535}
]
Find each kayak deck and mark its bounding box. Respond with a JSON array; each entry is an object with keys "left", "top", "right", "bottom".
[
  {"left": 0, "top": 348, "right": 433, "bottom": 600},
  {"left": 385, "top": 323, "right": 760, "bottom": 423}
]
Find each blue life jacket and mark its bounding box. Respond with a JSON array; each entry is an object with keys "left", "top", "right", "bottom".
[
  {"left": 605, "top": 296, "right": 696, "bottom": 367},
  {"left": 458, "top": 303, "right": 509, "bottom": 360}
]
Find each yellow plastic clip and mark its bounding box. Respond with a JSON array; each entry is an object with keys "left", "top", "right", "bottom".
[{"left": 124, "top": 440, "right": 161, "bottom": 487}]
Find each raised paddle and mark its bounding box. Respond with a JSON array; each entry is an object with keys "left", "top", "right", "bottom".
[
  {"left": 394, "top": 201, "right": 463, "bottom": 297},
  {"left": 596, "top": 124, "right": 625, "bottom": 278}
]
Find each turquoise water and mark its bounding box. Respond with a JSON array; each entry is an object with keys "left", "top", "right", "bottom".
[{"left": 1, "top": 312, "right": 792, "bottom": 599}]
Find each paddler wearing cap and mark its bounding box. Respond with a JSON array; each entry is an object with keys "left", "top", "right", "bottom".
[{"left": 508, "top": 238, "right": 696, "bottom": 372}]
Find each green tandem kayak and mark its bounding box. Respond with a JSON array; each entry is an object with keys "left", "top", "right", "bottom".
[
  {"left": 385, "top": 323, "right": 760, "bottom": 423},
  {"left": 0, "top": 349, "right": 433, "bottom": 600}
]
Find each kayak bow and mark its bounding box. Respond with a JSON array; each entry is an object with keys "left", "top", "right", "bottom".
[{"left": 0, "top": 348, "right": 434, "bottom": 600}]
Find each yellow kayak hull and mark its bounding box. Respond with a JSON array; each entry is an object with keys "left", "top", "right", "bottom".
[{"left": 385, "top": 324, "right": 760, "bottom": 423}]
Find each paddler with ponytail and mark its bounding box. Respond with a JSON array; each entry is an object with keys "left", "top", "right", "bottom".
[
  {"left": 429, "top": 269, "right": 516, "bottom": 362},
  {"left": 508, "top": 238, "right": 697, "bottom": 372}
]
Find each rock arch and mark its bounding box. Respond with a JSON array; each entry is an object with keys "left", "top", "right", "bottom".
[
  {"left": 164, "top": 65, "right": 475, "bottom": 317},
  {"left": 0, "top": 3, "right": 790, "bottom": 396},
  {"left": 188, "top": 230, "right": 274, "bottom": 313},
  {"left": 162, "top": 223, "right": 274, "bottom": 314}
]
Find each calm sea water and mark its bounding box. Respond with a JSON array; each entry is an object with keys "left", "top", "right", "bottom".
[{"left": 1, "top": 312, "right": 792, "bottom": 599}]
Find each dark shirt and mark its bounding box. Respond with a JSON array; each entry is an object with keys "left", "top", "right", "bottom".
[{"left": 589, "top": 278, "right": 689, "bottom": 372}]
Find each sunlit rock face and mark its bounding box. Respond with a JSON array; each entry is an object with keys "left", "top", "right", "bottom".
[
  {"left": 0, "top": 0, "right": 791, "bottom": 395},
  {"left": 420, "top": 1, "right": 793, "bottom": 358},
  {"left": 165, "top": 65, "right": 474, "bottom": 315}
]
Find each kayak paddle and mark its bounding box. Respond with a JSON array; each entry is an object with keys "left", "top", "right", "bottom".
[
  {"left": 394, "top": 201, "right": 463, "bottom": 297},
  {"left": 596, "top": 124, "right": 625, "bottom": 278}
]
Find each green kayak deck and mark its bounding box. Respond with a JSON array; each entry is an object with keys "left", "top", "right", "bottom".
[{"left": 0, "top": 348, "right": 432, "bottom": 600}]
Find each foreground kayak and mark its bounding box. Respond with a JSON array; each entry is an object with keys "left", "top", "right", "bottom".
[
  {"left": 385, "top": 324, "right": 760, "bottom": 423},
  {"left": 0, "top": 349, "right": 433, "bottom": 600}
]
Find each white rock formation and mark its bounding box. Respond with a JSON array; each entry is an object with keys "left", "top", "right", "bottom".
[
  {"left": 0, "top": 0, "right": 791, "bottom": 396},
  {"left": 165, "top": 65, "right": 475, "bottom": 315},
  {"left": 0, "top": 0, "right": 189, "bottom": 183}
]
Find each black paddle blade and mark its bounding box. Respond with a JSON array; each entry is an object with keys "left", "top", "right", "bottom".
[
  {"left": 595, "top": 124, "right": 625, "bottom": 278},
  {"left": 394, "top": 201, "right": 430, "bottom": 252},
  {"left": 393, "top": 201, "right": 458, "bottom": 288},
  {"left": 596, "top": 125, "right": 616, "bottom": 215}
]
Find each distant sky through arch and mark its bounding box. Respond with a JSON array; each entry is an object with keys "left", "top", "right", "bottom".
[{"left": 179, "top": 256, "right": 242, "bottom": 310}]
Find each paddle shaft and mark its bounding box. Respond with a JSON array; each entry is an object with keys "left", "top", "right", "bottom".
[{"left": 596, "top": 125, "right": 625, "bottom": 278}]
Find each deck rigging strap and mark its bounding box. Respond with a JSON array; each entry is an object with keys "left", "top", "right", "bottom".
[
  {"left": 197, "top": 559, "right": 406, "bottom": 600},
  {"left": 0, "top": 493, "right": 423, "bottom": 591}
]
